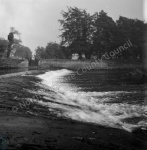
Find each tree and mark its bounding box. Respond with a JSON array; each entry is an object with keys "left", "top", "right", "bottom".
[
  {"left": 116, "top": 17, "right": 145, "bottom": 59},
  {"left": 130, "top": 19, "right": 145, "bottom": 60},
  {"left": 59, "top": 7, "right": 93, "bottom": 59},
  {"left": 0, "top": 38, "right": 8, "bottom": 58},
  {"left": 45, "top": 42, "right": 65, "bottom": 59},
  {"left": 58, "top": 7, "right": 145, "bottom": 60},
  {"left": 60, "top": 46, "right": 71, "bottom": 59},
  {"left": 92, "top": 10, "right": 116, "bottom": 59},
  {"left": 14, "top": 45, "right": 32, "bottom": 60},
  {"left": 7, "top": 27, "right": 22, "bottom": 58},
  {"left": 35, "top": 46, "right": 48, "bottom": 59}
]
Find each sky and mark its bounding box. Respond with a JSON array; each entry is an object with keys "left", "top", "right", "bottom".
[{"left": 0, "top": 0, "right": 145, "bottom": 54}]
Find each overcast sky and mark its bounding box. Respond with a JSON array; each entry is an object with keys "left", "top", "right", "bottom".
[{"left": 0, "top": 0, "right": 145, "bottom": 53}]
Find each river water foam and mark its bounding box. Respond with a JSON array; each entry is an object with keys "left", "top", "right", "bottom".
[{"left": 28, "top": 69, "right": 147, "bottom": 132}]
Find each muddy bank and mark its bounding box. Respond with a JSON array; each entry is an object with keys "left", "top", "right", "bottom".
[{"left": 0, "top": 112, "right": 147, "bottom": 150}]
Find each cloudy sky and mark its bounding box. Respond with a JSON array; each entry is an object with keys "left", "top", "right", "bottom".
[{"left": 0, "top": 0, "right": 145, "bottom": 53}]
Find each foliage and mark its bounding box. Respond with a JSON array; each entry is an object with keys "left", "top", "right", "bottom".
[
  {"left": 35, "top": 42, "right": 65, "bottom": 59},
  {"left": 35, "top": 46, "right": 48, "bottom": 59},
  {"left": 46, "top": 42, "right": 65, "bottom": 59},
  {"left": 14, "top": 45, "right": 32, "bottom": 60},
  {"left": 0, "top": 27, "right": 32, "bottom": 60},
  {"left": 10, "top": 27, "right": 22, "bottom": 46},
  {"left": 60, "top": 46, "right": 71, "bottom": 59},
  {"left": 59, "top": 7, "right": 145, "bottom": 60},
  {"left": 115, "top": 17, "right": 145, "bottom": 59},
  {"left": 92, "top": 11, "right": 116, "bottom": 58},
  {"left": 0, "top": 38, "right": 8, "bottom": 53},
  {"left": 5, "top": 27, "right": 22, "bottom": 58},
  {"left": 59, "top": 7, "right": 93, "bottom": 59}
]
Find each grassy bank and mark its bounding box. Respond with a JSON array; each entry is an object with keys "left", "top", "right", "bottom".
[
  {"left": 39, "top": 59, "right": 106, "bottom": 70},
  {"left": 39, "top": 59, "right": 143, "bottom": 70},
  {"left": 0, "top": 58, "right": 143, "bottom": 70},
  {"left": 0, "top": 59, "right": 28, "bottom": 69}
]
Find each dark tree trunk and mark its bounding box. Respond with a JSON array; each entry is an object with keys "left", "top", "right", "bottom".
[
  {"left": 7, "top": 43, "right": 12, "bottom": 58},
  {"left": 78, "top": 52, "right": 82, "bottom": 59},
  {"left": 85, "top": 52, "right": 90, "bottom": 59}
]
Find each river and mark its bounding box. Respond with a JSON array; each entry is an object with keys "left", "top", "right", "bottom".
[{"left": 0, "top": 68, "right": 146, "bottom": 132}]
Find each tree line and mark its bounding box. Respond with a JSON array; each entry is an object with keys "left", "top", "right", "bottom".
[
  {"left": 35, "top": 42, "right": 65, "bottom": 59},
  {"left": 36, "top": 7, "right": 146, "bottom": 60},
  {"left": 0, "top": 7, "right": 146, "bottom": 61}
]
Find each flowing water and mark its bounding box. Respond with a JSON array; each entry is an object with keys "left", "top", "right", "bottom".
[{"left": 0, "top": 69, "right": 147, "bottom": 132}]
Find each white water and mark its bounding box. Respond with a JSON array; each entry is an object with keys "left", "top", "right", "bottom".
[{"left": 29, "top": 69, "right": 147, "bottom": 132}]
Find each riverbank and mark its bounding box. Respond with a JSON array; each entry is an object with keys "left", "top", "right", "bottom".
[
  {"left": 0, "top": 59, "right": 28, "bottom": 69},
  {"left": 0, "top": 58, "right": 143, "bottom": 71},
  {"left": 0, "top": 69, "right": 147, "bottom": 149},
  {"left": 0, "top": 111, "right": 147, "bottom": 150},
  {"left": 39, "top": 59, "right": 143, "bottom": 70},
  {"left": 0, "top": 70, "right": 45, "bottom": 79}
]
